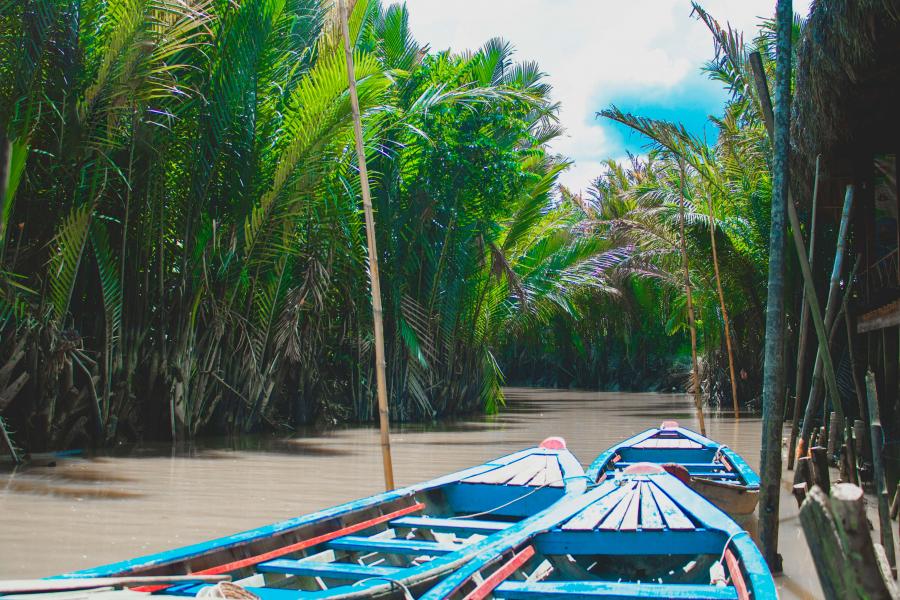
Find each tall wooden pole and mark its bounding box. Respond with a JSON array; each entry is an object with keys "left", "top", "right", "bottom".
[
  {"left": 678, "top": 162, "right": 706, "bottom": 436},
  {"left": 758, "top": 0, "right": 792, "bottom": 572},
  {"left": 705, "top": 190, "right": 740, "bottom": 418},
  {"left": 340, "top": 0, "right": 394, "bottom": 491}
]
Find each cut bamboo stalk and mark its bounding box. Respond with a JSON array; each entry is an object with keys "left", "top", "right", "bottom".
[
  {"left": 705, "top": 186, "right": 740, "bottom": 418},
  {"left": 865, "top": 372, "right": 896, "bottom": 570},
  {"left": 678, "top": 161, "right": 705, "bottom": 436},
  {"left": 339, "top": 0, "right": 394, "bottom": 491},
  {"left": 788, "top": 154, "right": 820, "bottom": 470}
]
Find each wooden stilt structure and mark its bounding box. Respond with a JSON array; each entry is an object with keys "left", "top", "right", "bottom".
[{"left": 339, "top": 0, "right": 394, "bottom": 491}]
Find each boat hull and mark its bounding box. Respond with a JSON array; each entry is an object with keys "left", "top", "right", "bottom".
[{"left": 689, "top": 476, "right": 760, "bottom": 519}]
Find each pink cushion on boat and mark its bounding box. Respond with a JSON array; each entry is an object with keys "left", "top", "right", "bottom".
[
  {"left": 660, "top": 420, "right": 680, "bottom": 429},
  {"left": 622, "top": 462, "right": 665, "bottom": 474},
  {"left": 539, "top": 436, "right": 567, "bottom": 450}
]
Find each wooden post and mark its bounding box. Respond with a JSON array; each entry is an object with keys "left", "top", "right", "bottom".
[
  {"left": 799, "top": 486, "right": 852, "bottom": 599},
  {"left": 827, "top": 484, "right": 899, "bottom": 599},
  {"left": 797, "top": 455, "right": 813, "bottom": 487},
  {"left": 827, "top": 411, "right": 841, "bottom": 462},
  {"left": 792, "top": 482, "right": 808, "bottom": 507},
  {"left": 789, "top": 154, "right": 821, "bottom": 470},
  {"left": 756, "top": 2, "right": 791, "bottom": 569},
  {"left": 855, "top": 418, "right": 873, "bottom": 483},
  {"left": 704, "top": 189, "right": 740, "bottom": 418},
  {"left": 799, "top": 484, "right": 900, "bottom": 599},
  {"left": 678, "top": 161, "right": 705, "bottom": 436},
  {"left": 339, "top": 0, "right": 394, "bottom": 491},
  {"left": 845, "top": 425, "right": 859, "bottom": 486},
  {"left": 865, "top": 372, "right": 897, "bottom": 570},
  {"left": 810, "top": 446, "right": 830, "bottom": 490}
]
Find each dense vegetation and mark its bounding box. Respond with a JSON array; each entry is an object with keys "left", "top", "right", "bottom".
[
  {"left": 0, "top": 0, "right": 624, "bottom": 449},
  {"left": 0, "top": 0, "right": 797, "bottom": 451}
]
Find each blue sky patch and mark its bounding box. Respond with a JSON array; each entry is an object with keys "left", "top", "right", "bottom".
[{"left": 594, "top": 71, "right": 727, "bottom": 157}]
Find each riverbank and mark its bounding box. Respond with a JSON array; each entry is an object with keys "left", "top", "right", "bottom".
[{"left": 1, "top": 388, "right": 819, "bottom": 597}]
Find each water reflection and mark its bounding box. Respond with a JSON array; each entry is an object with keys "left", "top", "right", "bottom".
[{"left": 0, "top": 388, "right": 819, "bottom": 598}]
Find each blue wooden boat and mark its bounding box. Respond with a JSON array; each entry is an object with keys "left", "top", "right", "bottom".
[
  {"left": 419, "top": 462, "right": 776, "bottom": 600},
  {"left": 587, "top": 421, "right": 760, "bottom": 519},
  {"left": 8, "top": 439, "right": 587, "bottom": 600}
]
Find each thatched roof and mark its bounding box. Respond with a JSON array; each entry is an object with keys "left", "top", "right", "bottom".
[{"left": 791, "top": 0, "right": 900, "bottom": 199}]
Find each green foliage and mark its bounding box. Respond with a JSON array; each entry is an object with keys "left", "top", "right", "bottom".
[{"left": 0, "top": 0, "right": 615, "bottom": 449}]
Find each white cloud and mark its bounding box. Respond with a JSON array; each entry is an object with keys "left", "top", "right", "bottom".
[{"left": 404, "top": 0, "right": 803, "bottom": 193}]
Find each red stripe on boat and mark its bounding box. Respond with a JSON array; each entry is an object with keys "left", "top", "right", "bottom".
[
  {"left": 724, "top": 548, "right": 750, "bottom": 600},
  {"left": 134, "top": 502, "right": 425, "bottom": 593},
  {"left": 461, "top": 545, "right": 535, "bottom": 600}
]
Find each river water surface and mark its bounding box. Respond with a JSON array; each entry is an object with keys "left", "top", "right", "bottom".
[{"left": 1, "top": 389, "right": 821, "bottom": 598}]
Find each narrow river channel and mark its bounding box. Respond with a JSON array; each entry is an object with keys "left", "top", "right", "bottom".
[{"left": 0, "top": 389, "right": 820, "bottom": 598}]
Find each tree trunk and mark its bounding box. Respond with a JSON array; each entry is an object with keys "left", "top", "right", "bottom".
[{"left": 758, "top": 0, "right": 792, "bottom": 572}]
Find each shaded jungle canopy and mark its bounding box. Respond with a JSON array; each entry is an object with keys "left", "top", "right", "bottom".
[{"left": 0, "top": 0, "right": 805, "bottom": 451}]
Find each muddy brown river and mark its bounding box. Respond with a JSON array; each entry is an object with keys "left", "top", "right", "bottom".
[{"left": 0, "top": 389, "right": 822, "bottom": 598}]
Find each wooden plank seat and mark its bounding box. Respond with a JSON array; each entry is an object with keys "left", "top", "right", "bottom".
[
  {"left": 562, "top": 480, "right": 695, "bottom": 532},
  {"left": 256, "top": 558, "right": 402, "bottom": 580},
  {"left": 390, "top": 516, "right": 511, "bottom": 535},
  {"left": 461, "top": 454, "right": 564, "bottom": 487},
  {"left": 493, "top": 581, "right": 739, "bottom": 599},
  {"left": 326, "top": 535, "right": 460, "bottom": 556}
]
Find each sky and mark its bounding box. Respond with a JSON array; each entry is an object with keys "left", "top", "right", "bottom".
[{"left": 404, "top": 1, "right": 799, "bottom": 193}]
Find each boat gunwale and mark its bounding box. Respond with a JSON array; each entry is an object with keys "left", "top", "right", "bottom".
[{"left": 584, "top": 426, "right": 760, "bottom": 491}]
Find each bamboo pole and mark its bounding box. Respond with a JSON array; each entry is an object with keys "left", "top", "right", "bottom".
[
  {"left": 796, "top": 187, "right": 853, "bottom": 467},
  {"left": 865, "top": 372, "right": 897, "bottom": 570},
  {"left": 755, "top": 1, "right": 790, "bottom": 568},
  {"left": 788, "top": 155, "right": 820, "bottom": 470},
  {"left": 339, "top": 0, "right": 394, "bottom": 491},
  {"left": 705, "top": 188, "right": 740, "bottom": 418},
  {"left": 678, "top": 161, "right": 705, "bottom": 436}
]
